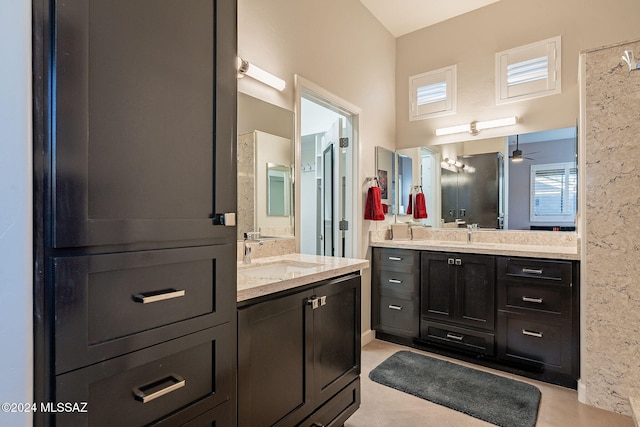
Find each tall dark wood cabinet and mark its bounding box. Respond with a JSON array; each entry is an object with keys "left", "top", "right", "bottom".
[{"left": 33, "top": 0, "right": 238, "bottom": 425}]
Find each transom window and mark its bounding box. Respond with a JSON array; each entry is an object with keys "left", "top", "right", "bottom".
[
  {"left": 496, "top": 36, "right": 561, "bottom": 104},
  {"left": 409, "top": 65, "right": 456, "bottom": 121},
  {"left": 530, "top": 162, "right": 577, "bottom": 222}
]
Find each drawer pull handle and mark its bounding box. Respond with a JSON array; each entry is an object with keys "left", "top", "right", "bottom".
[
  {"left": 446, "top": 333, "right": 464, "bottom": 341},
  {"left": 133, "top": 374, "right": 185, "bottom": 403},
  {"left": 133, "top": 289, "right": 186, "bottom": 304},
  {"left": 522, "top": 268, "right": 543, "bottom": 275},
  {"left": 388, "top": 279, "right": 403, "bottom": 284},
  {"left": 522, "top": 296, "right": 543, "bottom": 304},
  {"left": 388, "top": 256, "right": 403, "bottom": 261},
  {"left": 388, "top": 305, "right": 403, "bottom": 311},
  {"left": 522, "top": 329, "right": 543, "bottom": 338}
]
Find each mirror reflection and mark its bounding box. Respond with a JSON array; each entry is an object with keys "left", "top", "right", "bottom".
[
  {"left": 375, "top": 146, "right": 396, "bottom": 216},
  {"left": 394, "top": 126, "right": 577, "bottom": 231},
  {"left": 237, "top": 93, "right": 295, "bottom": 239}
]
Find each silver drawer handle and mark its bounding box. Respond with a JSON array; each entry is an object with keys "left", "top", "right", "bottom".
[
  {"left": 388, "top": 279, "right": 403, "bottom": 284},
  {"left": 388, "top": 256, "right": 403, "bottom": 261},
  {"left": 522, "top": 329, "right": 543, "bottom": 338},
  {"left": 133, "top": 289, "right": 186, "bottom": 304},
  {"left": 522, "top": 296, "right": 543, "bottom": 304},
  {"left": 133, "top": 374, "right": 185, "bottom": 403},
  {"left": 446, "top": 333, "right": 464, "bottom": 341},
  {"left": 388, "top": 305, "right": 403, "bottom": 311},
  {"left": 522, "top": 268, "right": 543, "bottom": 275}
]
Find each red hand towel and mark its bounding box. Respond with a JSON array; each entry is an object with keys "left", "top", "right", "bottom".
[
  {"left": 365, "top": 186, "right": 385, "bottom": 220},
  {"left": 414, "top": 192, "right": 428, "bottom": 219},
  {"left": 407, "top": 193, "right": 413, "bottom": 215}
]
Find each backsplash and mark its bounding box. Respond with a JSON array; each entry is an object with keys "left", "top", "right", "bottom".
[
  {"left": 370, "top": 226, "right": 578, "bottom": 248},
  {"left": 236, "top": 238, "right": 296, "bottom": 261}
]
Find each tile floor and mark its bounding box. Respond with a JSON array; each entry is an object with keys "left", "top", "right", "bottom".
[{"left": 346, "top": 339, "right": 634, "bottom": 427}]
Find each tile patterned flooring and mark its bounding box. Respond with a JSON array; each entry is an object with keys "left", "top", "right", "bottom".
[{"left": 346, "top": 340, "right": 634, "bottom": 427}]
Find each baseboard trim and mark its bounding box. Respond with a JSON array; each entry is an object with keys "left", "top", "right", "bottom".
[
  {"left": 630, "top": 397, "right": 639, "bottom": 427},
  {"left": 361, "top": 329, "right": 375, "bottom": 347},
  {"left": 577, "top": 379, "right": 587, "bottom": 404}
]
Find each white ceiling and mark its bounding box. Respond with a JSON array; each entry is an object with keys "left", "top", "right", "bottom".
[{"left": 359, "top": 0, "right": 502, "bottom": 37}]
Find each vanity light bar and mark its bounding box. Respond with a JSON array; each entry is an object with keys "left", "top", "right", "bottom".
[
  {"left": 237, "top": 57, "right": 286, "bottom": 92},
  {"left": 435, "top": 116, "right": 518, "bottom": 136}
]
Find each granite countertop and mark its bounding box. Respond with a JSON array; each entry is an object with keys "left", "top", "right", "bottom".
[
  {"left": 370, "top": 239, "right": 580, "bottom": 260},
  {"left": 237, "top": 253, "right": 370, "bottom": 302}
]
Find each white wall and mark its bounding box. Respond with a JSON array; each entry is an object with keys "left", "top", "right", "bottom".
[
  {"left": 0, "top": 2, "right": 33, "bottom": 426},
  {"left": 396, "top": 0, "right": 640, "bottom": 149},
  {"left": 239, "top": 0, "right": 396, "bottom": 335}
]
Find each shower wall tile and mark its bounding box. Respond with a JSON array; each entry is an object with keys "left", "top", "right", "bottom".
[{"left": 583, "top": 38, "right": 640, "bottom": 415}]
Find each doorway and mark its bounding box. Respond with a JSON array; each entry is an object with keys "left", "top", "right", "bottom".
[{"left": 296, "top": 78, "right": 358, "bottom": 258}]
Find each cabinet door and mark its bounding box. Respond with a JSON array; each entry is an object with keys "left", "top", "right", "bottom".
[
  {"left": 237, "top": 289, "right": 314, "bottom": 427},
  {"left": 455, "top": 254, "right": 496, "bottom": 330},
  {"left": 53, "top": 0, "right": 236, "bottom": 248},
  {"left": 421, "top": 252, "right": 455, "bottom": 322},
  {"left": 312, "top": 277, "right": 361, "bottom": 405}
]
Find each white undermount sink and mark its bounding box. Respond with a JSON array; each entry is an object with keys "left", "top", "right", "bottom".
[{"left": 238, "top": 260, "right": 321, "bottom": 281}]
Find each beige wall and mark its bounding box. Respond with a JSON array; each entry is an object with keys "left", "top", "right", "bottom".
[
  {"left": 583, "top": 38, "right": 640, "bottom": 416},
  {"left": 396, "top": 0, "right": 640, "bottom": 149},
  {"left": 238, "top": 0, "right": 396, "bottom": 336}
]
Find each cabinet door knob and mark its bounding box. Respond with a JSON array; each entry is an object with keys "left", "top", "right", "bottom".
[
  {"left": 455, "top": 259, "right": 462, "bottom": 266},
  {"left": 133, "top": 374, "right": 185, "bottom": 403},
  {"left": 308, "top": 297, "right": 320, "bottom": 309},
  {"left": 448, "top": 258, "right": 455, "bottom": 265}
]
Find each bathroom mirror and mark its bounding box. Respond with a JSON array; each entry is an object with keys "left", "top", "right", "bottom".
[
  {"left": 395, "top": 126, "right": 577, "bottom": 231},
  {"left": 267, "top": 162, "right": 292, "bottom": 216},
  {"left": 237, "top": 93, "right": 295, "bottom": 239},
  {"left": 375, "top": 146, "right": 396, "bottom": 215}
]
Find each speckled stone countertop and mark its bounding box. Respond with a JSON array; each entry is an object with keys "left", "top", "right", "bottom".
[
  {"left": 237, "top": 253, "right": 369, "bottom": 302},
  {"left": 370, "top": 239, "right": 580, "bottom": 260},
  {"left": 370, "top": 228, "right": 580, "bottom": 260}
]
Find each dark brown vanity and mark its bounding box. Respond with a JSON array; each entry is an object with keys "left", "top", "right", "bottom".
[{"left": 372, "top": 245, "right": 579, "bottom": 388}]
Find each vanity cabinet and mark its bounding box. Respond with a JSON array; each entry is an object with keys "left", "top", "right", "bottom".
[
  {"left": 35, "top": 0, "right": 238, "bottom": 425},
  {"left": 238, "top": 274, "right": 361, "bottom": 427},
  {"left": 372, "top": 248, "right": 421, "bottom": 338},
  {"left": 496, "top": 257, "right": 579, "bottom": 383},
  {"left": 420, "top": 252, "right": 496, "bottom": 355}
]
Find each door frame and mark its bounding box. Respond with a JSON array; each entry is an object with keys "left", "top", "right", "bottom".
[{"left": 294, "top": 76, "right": 361, "bottom": 258}]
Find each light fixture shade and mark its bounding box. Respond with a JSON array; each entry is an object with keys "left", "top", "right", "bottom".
[
  {"left": 237, "top": 57, "right": 286, "bottom": 91},
  {"left": 435, "top": 116, "right": 517, "bottom": 136},
  {"left": 435, "top": 123, "right": 471, "bottom": 136}
]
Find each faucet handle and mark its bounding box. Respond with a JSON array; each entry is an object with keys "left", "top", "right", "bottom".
[{"left": 244, "top": 231, "right": 261, "bottom": 240}]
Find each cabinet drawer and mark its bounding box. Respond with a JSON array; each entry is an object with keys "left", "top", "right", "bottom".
[
  {"left": 498, "top": 313, "right": 570, "bottom": 371},
  {"left": 501, "top": 281, "right": 571, "bottom": 317},
  {"left": 56, "top": 326, "right": 232, "bottom": 427},
  {"left": 379, "top": 269, "right": 418, "bottom": 296},
  {"left": 54, "top": 245, "right": 234, "bottom": 374},
  {"left": 420, "top": 321, "right": 495, "bottom": 356},
  {"left": 152, "top": 400, "right": 231, "bottom": 426},
  {"left": 379, "top": 296, "right": 419, "bottom": 337},
  {"left": 298, "top": 379, "right": 360, "bottom": 427},
  {"left": 375, "top": 248, "right": 418, "bottom": 272},
  {"left": 499, "top": 257, "right": 572, "bottom": 285}
]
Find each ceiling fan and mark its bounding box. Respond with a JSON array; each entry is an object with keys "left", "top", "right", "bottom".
[{"left": 509, "top": 135, "right": 536, "bottom": 162}]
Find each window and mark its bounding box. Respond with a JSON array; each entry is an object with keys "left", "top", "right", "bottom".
[
  {"left": 530, "top": 162, "right": 577, "bottom": 223},
  {"left": 496, "top": 36, "right": 561, "bottom": 104},
  {"left": 409, "top": 65, "right": 456, "bottom": 121}
]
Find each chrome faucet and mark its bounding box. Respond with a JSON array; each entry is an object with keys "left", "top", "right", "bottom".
[
  {"left": 467, "top": 223, "right": 479, "bottom": 243},
  {"left": 243, "top": 232, "right": 263, "bottom": 264}
]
